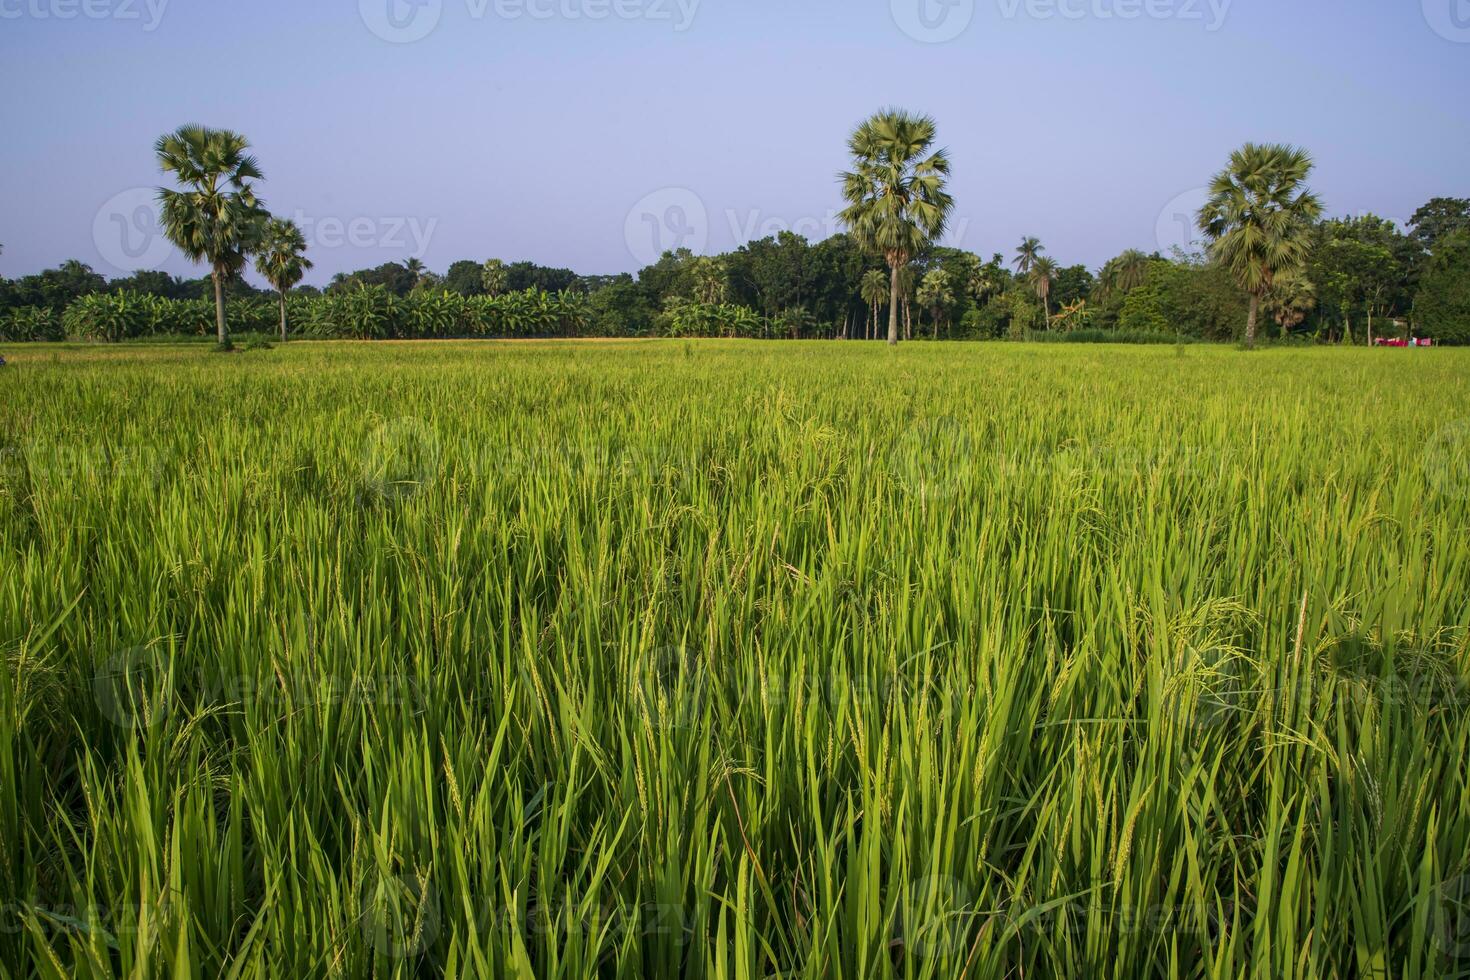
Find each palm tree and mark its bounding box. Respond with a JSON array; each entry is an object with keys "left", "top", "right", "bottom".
[
  {"left": 839, "top": 109, "right": 954, "bottom": 346},
  {"left": 482, "top": 258, "right": 508, "bottom": 297},
  {"left": 690, "top": 256, "right": 729, "bottom": 304},
  {"left": 1263, "top": 269, "right": 1316, "bottom": 340},
  {"left": 1029, "top": 256, "right": 1058, "bottom": 328},
  {"left": 1198, "top": 143, "right": 1323, "bottom": 348},
  {"left": 896, "top": 265, "right": 917, "bottom": 340},
  {"left": 916, "top": 268, "right": 955, "bottom": 339},
  {"left": 859, "top": 269, "right": 889, "bottom": 340},
  {"left": 254, "top": 218, "right": 312, "bottom": 342},
  {"left": 963, "top": 255, "right": 995, "bottom": 306},
  {"left": 1014, "top": 237, "right": 1044, "bottom": 277},
  {"left": 1096, "top": 248, "right": 1151, "bottom": 299},
  {"left": 156, "top": 125, "right": 267, "bottom": 348},
  {"left": 404, "top": 257, "right": 427, "bottom": 288}
]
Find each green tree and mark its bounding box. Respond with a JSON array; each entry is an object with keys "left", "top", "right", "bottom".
[
  {"left": 253, "top": 218, "right": 313, "bottom": 341},
  {"left": 839, "top": 109, "right": 954, "bottom": 346},
  {"left": 1095, "top": 249, "right": 1152, "bottom": 300},
  {"left": 1028, "top": 256, "right": 1058, "bottom": 328},
  {"left": 482, "top": 258, "right": 508, "bottom": 297},
  {"left": 1197, "top": 143, "right": 1323, "bottom": 348},
  {"left": 689, "top": 256, "right": 729, "bottom": 304},
  {"left": 404, "top": 257, "right": 427, "bottom": 288},
  {"left": 155, "top": 125, "right": 267, "bottom": 348},
  {"left": 916, "top": 268, "right": 955, "bottom": 338},
  {"left": 960, "top": 253, "right": 994, "bottom": 306},
  {"left": 1408, "top": 197, "right": 1470, "bottom": 255},
  {"left": 1262, "top": 269, "right": 1315, "bottom": 339},
  {"left": 1413, "top": 230, "right": 1470, "bottom": 344},
  {"left": 1014, "top": 237, "right": 1044, "bottom": 277},
  {"left": 443, "top": 260, "right": 486, "bottom": 296},
  {"left": 860, "top": 269, "right": 889, "bottom": 341}
]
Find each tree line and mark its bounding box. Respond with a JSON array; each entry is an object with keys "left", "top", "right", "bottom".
[{"left": 2, "top": 119, "right": 1467, "bottom": 346}]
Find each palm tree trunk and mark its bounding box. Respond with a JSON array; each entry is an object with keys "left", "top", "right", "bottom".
[
  {"left": 887, "top": 264, "right": 901, "bottom": 347},
  {"left": 279, "top": 291, "right": 288, "bottom": 342},
  {"left": 1245, "top": 292, "right": 1259, "bottom": 349},
  {"left": 213, "top": 268, "right": 228, "bottom": 347}
]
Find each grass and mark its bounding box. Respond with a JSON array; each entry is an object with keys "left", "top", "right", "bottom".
[{"left": 1, "top": 339, "right": 1469, "bottom": 979}]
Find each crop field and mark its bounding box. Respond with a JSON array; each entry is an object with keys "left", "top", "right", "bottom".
[{"left": 2, "top": 340, "right": 1469, "bottom": 978}]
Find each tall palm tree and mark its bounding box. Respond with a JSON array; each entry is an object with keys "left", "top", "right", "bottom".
[
  {"left": 859, "top": 269, "right": 889, "bottom": 340},
  {"left": 1029, "top": 256, "right": 1058, "bottom": 328},
  {"left": 482, "top": 258, "right": 508, "bottom": 297},
  {"left": 1014, "top": 237, "right": 1044, "bottom": 277},
  {"left": 839, "top": 109, "right": 954, "bottom": 346},
  {"left": 1198, "top": 143, "right": 1323, "bottom": 348},
  {"left": 254, "top": 218, "right": 312, "bottom": 342},
  {"left": 156, "top": 125, "right": 267, "bottom": 348},
  {"left": 896, "top": 265, "right": 917, "bottom": 340}
]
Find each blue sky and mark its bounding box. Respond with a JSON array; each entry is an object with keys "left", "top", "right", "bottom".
[{"left": 2, "top": 0, "right": 1467, "bottom": 285}]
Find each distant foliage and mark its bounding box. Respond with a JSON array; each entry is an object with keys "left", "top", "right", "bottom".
[
  {"left": 1413, "top": 231, "right": 1470, "bottom": 344},
  {"left": 658, "top": 299, "right": 764, "bottom": 339},
  {"left": 0, "top": 306, "right": 63, "bottom": 342},
  {"left": 1026, "top": 328, "right": 1200, "bottom": 345}
]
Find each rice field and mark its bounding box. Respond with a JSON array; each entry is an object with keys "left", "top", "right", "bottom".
[{"left": 2, "top": 340, "right": 1469, "bottom": 979}]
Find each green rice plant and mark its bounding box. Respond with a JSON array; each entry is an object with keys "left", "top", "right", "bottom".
[{"left": 0, "top": 341, "right": 1467, "bottom": 978}]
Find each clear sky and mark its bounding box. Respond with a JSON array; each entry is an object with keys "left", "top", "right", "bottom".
[{"left": 2, "top": 0, "right": 1467, "bottom": 286}]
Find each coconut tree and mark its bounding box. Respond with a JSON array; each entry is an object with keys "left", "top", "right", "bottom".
[
  {"left": 1198, "top": 143, "right": 1323, "bottom": 348},
  {"left": 839, "top": 109, "right": 954, "bottom": 346},
  {"left": 156, "top": 125, "right": 267, "bottom": 348},
  {"left": 1029, "top": 256, "right": 1058, "bottom": 328},
  {"left": 404, "top": 257, "right": 427, "bottom": 289},
  {"left": 254, "top": 218, "right": 312, "bottom": 342},
  {"left": 860, "top": 269, "right": 889, "bottom": 340},
  {"left": 1014, "top": 237, "right": 1044, "bottom": 277}
]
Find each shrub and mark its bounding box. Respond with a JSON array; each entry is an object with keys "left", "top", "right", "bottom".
[{"left": 0, "top": 306, "right": 64, "bottom": 342}]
